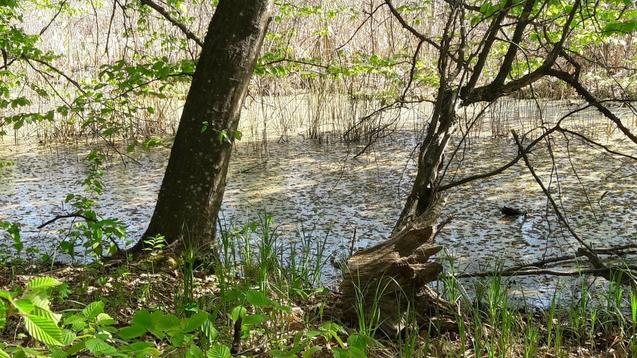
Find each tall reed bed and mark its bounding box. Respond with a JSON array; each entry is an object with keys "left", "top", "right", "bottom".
[{"left": 4, "top": 1, "right": 635, "bottom": 144}]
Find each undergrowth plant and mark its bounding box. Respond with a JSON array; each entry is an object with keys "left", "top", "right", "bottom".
[
  {"left": 0, "top": 276, "right": 228, "bottom": 357},
  {"left": 55, "top": 150, "right": 127, "bottom": 260},
  {"left": 4, "top": 217, "right": 637, "bottom": 357}
]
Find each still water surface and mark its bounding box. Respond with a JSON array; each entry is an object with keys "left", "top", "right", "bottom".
[{"left": 1, "top": 101, "right": 636, "bottom": 306}]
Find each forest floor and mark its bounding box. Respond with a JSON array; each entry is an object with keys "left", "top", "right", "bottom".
[{"left": 1, "top": 254, "right": 633, "bottom": 357}]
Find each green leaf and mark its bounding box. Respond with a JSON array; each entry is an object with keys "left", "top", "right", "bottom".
[
  {"left": 63, "top": 314, "right": 86, "bottom": 331},
  {"left": 0, "top": 290, "right": 12, "bottom": 301},
  {"left": 320, "top": 321, "right": 346, "bottom": 334},
  {"left": 26, "top": 277, "right": 62, "bottom": 291},
  {"left": 332, "top": 348, "right": 349, "bottom": 358},
  {"left": 183, "top": 311, "right": 208, "bottom": 332},
  {"left": 82, "top": 301, "right": 104, "bottom": 320},
  {"left": 154, "top": 312, "right": 180, "bottom": 333},
  {"left": 604, "top": 19, "right": 637, "bottom": 34},
  {"left": 132, "top": 310, "right": 152, "bottom": 329},
  {"left": 201, "top": 320, "right": 218, "bottom": 342},
  {"left": 230, "top": 306, "right": 247, "bottom": 322},
  {"left": 85, "top": 337, "right": 118, "bottom": 356},
  {"left": 31, "top": 305, "right": 61, "bottom": 325},
  {"left": 61, "top": 329, "right": 77, "bottom": 345},
  {"left": 245, "top": 290, "right": 273, "bottom": 307},
  {"left": 120, "top": 342, "right": 160, "bottom": 357},
  {"left": 50, "top": 347, "right": 70, "bottom": 358},
  {"left": 206, "top": 344, "right": 231, "bottom": 358},
  {"left": 305, "top": 329, "right": 322, "bottom": 339},
  {"left": 142, "top": 137, "right": 162, "bottom": 150},
  {"left": 272, "top": 350, "right": 298, "bottom": 358},
  {"left": 186, "top": 344, "right": 205, "bottom": 358},
  {"left": 119, "top": 324, "right": 147, "bottom": 340},
  {"left": 96, "top": 312, "right": 116, "bottom": 326},
  {"left": 348, "top": 346, "right": 367, "bottom": 358},
  {"left": 0, "top": 348, "right": 9, "bottom": 358},
  {"left": 347, "top": 334, "right": 370, "bottom": 351},
  {"left": 301, "top": 346, "right": 322, "bottom": 358},
  {"left": 242, "top": 313, "right": 266, "bottom": 326},
  {"left": 13, "top": 299, "right": 34, "bottom": 315},
  {"left": 23, "top": 314, "right": 63, "bottom": 346},
  {"left": 65, "top": 340, "right": 87, "bottom": 356},
  {"left": 0, "top": 300, "right": 6, "bottom": 330}
]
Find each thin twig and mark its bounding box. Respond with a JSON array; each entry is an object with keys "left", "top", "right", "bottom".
[
  {"left": 512, "top": 130, "right": 604, "bottom": 270},
  {"left": 139, "top": 0, "right": 204, "bottom": 47},
  {"left": 37, "top": 212, "right": 94, "bottom": 229}
]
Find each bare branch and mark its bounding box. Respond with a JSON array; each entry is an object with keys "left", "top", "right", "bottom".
[
  {"left": 558, "top": 127, "right": 637, "bottom": 161},
  {"left": 39, "top": 0, "right": 67, "bottom": 36},
  {"left": 26, "top": 58, "right": 86, "bottom": 95},
  {"left": 439, "top": 103, "right": 599, "bottom": 191},
  {"left": 38, "top": 212, "right": 95, "bottom": 229},
  {"left": 512, "top": 130, "right": 604, "bottom": 269},
  {"left": 491, "top": 0, "right": 536, "bottom": 86},
  {"left": 462, "top": 0, "right": 513, "bottom": 95},
  {"left": 139, "top": 0, "right": 204, "bottom": 47},
  {"left": 548, "top": 69, "right": 637, "bottom": 145},
  {"left": 38, "top": 212, "right": 123, "bottom": 253},
  {"left": 383, "top": 0, "right": 440, "bottom": 50}
]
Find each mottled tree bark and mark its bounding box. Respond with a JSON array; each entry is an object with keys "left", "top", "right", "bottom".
[
  {"left": 135, "top": 0, "right": 273, "bottom": 250},
  {"left": 393, "top": 88, "right": 457, "bottom": 234}
]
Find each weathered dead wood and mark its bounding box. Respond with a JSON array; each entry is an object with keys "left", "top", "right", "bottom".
[{"left": 340, "top": 210, "right": 452, "bottom": 337}]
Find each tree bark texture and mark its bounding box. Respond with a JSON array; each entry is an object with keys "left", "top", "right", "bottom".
[
  {"left": 393, "top": 88, "right": 457, "bottom": 234},
  {"left": 139, "top": 0, "right": 273, "bottom": 249}
]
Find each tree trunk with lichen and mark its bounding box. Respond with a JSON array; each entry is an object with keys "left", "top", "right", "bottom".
[{"left": 134, "top": 0, "right": 273, "bottom": 251}]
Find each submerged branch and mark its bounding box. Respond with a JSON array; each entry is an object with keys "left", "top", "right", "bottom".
[
  {"left": 453, "top": 243, "right": 637, "bottom": 279},
  {"left": 453, "top": 266, "right": 637, "bottom": 279}
]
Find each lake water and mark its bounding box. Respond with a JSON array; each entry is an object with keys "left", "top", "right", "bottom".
[{"left": 1, "top": 99, "right": 636, "bottom": 307}]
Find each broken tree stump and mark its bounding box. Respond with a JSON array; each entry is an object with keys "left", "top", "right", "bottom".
[{"left": 340, "top": 212, "right": 453, "bottom": 337}]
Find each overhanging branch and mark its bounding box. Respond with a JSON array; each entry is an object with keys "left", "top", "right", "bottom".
[
  {"left": 139, "top": 0, "right": 204, "bottom": 47},
  {"left": 548, "top": 69, "right": 637, "bottom": 145}
]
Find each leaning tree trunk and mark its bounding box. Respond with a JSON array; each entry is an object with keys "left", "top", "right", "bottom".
[
  {"left": 393, "top": 88, "right": 457, "bottom": 234},
  {"left": 135, "top": 0, "right": 273, "bottom": 250},
  {"left": 340, "top": 88, "right": 458, "bottom": 337}
]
